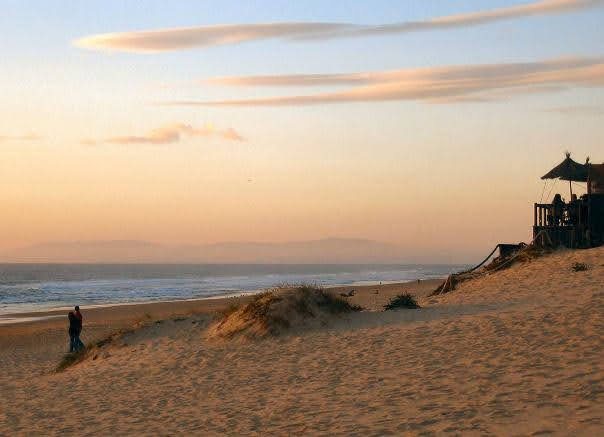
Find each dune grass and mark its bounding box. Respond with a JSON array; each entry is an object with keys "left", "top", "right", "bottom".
[
  {"left": 383, "top": 293, "right": 420, "bottom": 310},
  {"left": 55, "top": 345, "right": 93, "bottom": 373},
  {"left": 571, "top": 262, "right": 589, "bottom": 272},
  {"left": 211, "top": 285, "right": 362, "bottom": 339},
  {"left": 295, "top": 285, "right": 363, "bottom": 313},
  {"left": 55, "top": 338, "right": 107, "bottom": 373},
  {"left": 55, "top": 322, "right": 146, "bottom": 373}
]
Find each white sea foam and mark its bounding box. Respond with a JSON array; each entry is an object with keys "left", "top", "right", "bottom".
[{"left": 0, "top": 263, "right": 466, "bottom": 315}]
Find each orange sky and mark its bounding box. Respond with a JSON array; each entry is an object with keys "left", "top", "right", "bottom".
[{"left": 1, "top": 0, "right": 602, "bottom": 262}]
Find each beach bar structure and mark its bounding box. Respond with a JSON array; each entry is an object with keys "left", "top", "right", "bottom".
[{"left": 534, "top": 153, "right": 604, "bottom": 248}]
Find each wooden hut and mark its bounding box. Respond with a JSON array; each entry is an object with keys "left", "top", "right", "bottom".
[
  {"left": 588, "top": 163, "right": 604, "bottom": 244},
  {"left": 534, "top": 153, "right": 604, "bottom": 248}
]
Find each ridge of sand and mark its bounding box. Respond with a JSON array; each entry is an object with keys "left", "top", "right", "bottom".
[{"left": 1, "top": 249, "right": 602, "bottom": 435}]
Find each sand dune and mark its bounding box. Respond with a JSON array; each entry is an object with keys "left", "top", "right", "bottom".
[{"left": 1, "top": 249, "right": 603, "bottom": 435}]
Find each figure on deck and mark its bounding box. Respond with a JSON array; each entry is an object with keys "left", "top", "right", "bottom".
[{"left": 550, "top": 193, "right": 564, "bottom": 226}]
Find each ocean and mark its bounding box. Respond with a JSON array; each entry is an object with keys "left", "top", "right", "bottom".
[{"left": 0, "top": 263, "right": 466, "bottom": 316}]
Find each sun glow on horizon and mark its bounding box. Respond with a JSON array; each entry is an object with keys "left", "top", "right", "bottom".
[{"left": 1, "top": 0, "right": 603, "bottom": 262}]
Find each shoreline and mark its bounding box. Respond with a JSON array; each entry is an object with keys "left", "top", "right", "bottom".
[
  {"left": 0, "top": 280, "right": 443, "bottom": 339},
  {"left": 0, "top": 278, "right": 443, "bottom": 325}
]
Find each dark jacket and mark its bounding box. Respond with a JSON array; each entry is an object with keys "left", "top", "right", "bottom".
[{"left": 68, "top": 312, "right": 81, "bottom": 336}]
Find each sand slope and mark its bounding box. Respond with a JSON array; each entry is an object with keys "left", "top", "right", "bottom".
[{"left": 1, "top": 248, "right": 603, "bottom": 435}]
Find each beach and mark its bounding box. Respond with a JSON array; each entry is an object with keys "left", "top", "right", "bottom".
[{"left": 1, "top": 247, "right": 603, "bottom": 435}]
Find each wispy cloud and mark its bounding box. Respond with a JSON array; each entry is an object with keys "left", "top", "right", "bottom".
[
  {"left": 165, "top": 56, "right": 604, "bottom": 106},
  {"left": 321, "top": 0, "right": 604, "bottom": 39},
  {"left": 426, "top": 84, "right": 568, "bottom": 104},
  {"left": 202, "top": 57, "right": 604, "bottom": 88},
  {"left": 74, "top": 23, "right": 352, "bottom": 53},
  {"left": 74, "top": 0, "right": 603, "bottom": 53},
  {"left": 97, "top": 123, "right": 244, "bottom": 145},
  {"left": 0, "top": 134, "right": 42, "bottom": 142}
]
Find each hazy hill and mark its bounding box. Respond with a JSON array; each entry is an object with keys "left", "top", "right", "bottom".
[{"left": 2, "top": 238, "right": 410, "bottom": 264}]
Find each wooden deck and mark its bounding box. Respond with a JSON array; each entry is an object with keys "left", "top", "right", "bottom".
[{"left": 533, "top": 203, "right": 588, "bottom": 248}]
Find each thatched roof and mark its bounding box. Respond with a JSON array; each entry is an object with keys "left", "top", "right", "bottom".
[{"left": 541, "top": 153, "right": 589, "bottom": 182}]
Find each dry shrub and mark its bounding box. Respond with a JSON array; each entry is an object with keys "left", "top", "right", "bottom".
[
  {"left": 209, "top": 285, "right": 362, "bottom": 340},
  {"left": 384, "top": 293, "right": 420, "bottom": 310},
  {"left": 571, "top": 262, "right": 589, "bottom": 272}
]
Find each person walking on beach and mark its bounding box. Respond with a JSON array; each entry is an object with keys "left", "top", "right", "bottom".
[{"left": 68, "top": 306, "right": 84, "bottom": 352}]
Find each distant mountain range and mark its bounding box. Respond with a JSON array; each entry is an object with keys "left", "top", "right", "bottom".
[{"left": 1, "top": 238, "right": 412, "bottom": 264}]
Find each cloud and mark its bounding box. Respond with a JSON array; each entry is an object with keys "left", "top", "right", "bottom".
[
  {"left": 203, "top": 57, "right": 604, "bottom": 88},
  {"left": 202, "top": 72, "right": 399, "bottom": 87},
  {"left": 426, "top": 84, "right": 570, "bottom": 104},
  {"left": 74, "top": 23, "right": 354, "bottom": 53},
  {"left": 108, "top": 125, "right": 181, "bottom": 144},
  {"left": 0, "top": 134, "right": 41, "bottom": 142},
  {"left": 73, "top": 0, "right": 603, "bottom": 53},
  {"left": 103, "top": 123, "right": 245, "bottom": 145},
  {"left": 220, "top": 128, "right": 245, "bottom": 141},
  {"left": 165, "top": 56, "right": 604, "bottom": 106},
  {"left": 320, "top": 0, "right": 604, "bottom": 39}
]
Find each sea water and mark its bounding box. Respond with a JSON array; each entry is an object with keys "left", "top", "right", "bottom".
[{"left": 0, "top": 263, "right": 466, "bottom": 316}]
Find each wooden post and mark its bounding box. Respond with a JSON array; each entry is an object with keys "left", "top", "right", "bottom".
[
  {"left": 578, "top": 201, "right": 582, "bottom": 245},
  {"left": 539, "top": 205, "right": 543, "bottom": 226},
  {"left": 587, "top": 167, "right": 592, "bottom": 246},
  {"left": 534, "top": 203, "right": 537, "bottom": 227}
]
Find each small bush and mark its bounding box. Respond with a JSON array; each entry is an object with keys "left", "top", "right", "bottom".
[
  {"left": 384, "top": 293, "right": 420, "bottom": 310},
  {"left": 571, "top": 262, "right": 589, "bottom": 272}
]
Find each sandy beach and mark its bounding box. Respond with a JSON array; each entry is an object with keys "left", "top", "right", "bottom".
[
  {"left": 1, "top": 248, "right": 603, "bottom": 435},
  {"left": 5, "top": 0, "right": 604, "bottom": 435}
]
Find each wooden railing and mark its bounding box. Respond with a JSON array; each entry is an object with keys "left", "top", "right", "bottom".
[
  {"left": 533, "top": 201, "right": 588, "bottom": 248},
  {"left": 534, "top": 203, "right": 551, "bottom": 227},
  {"left": 533, "top": 202, "right": 585, "bottom": 227}
]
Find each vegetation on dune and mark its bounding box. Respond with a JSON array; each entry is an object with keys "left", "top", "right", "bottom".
[
  {"left": 211, "top": 285, "right": 362, "bottom": 340},
  {"left": 571, "top": 262, "right": 589, "bottom": 272},
  {"left": 432, "top": 245, "right": 554, "bottom": 295},
  {"left": 383, "top": 293, "right": 420, "bottom": 310},
  {"left": 236, "top": 291, "right": 290, "bottom": 333},
  {"left": 55, "top": 322, "right": 146, "bottom": 373},
  {"left": 57, "top": 286, "right": 363, "bottom": 369},
  {"left": 55, "top": 345, "right": 93, "bottom": 373},
  {"left": 56, "top": 338, "right": 108, "bottom": 373}
]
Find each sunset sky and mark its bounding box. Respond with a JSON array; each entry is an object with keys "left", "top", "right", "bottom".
[{"left": 1, "top": 0, "right": 603, "bottom": 262}]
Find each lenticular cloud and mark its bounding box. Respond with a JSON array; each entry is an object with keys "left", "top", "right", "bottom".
[{"left": 74, "top": 0, "right": 604, "bottom": 53}]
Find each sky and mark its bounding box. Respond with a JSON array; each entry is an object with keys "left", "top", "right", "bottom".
[{"left": 1, "top": 0, "right": 603, "bottom": 262}]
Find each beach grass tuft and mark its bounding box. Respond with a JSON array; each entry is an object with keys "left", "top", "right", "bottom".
[
  {"left": 571, "top": 262, "right": 589, "bottom": 272},
  {"left": 384, "top": 293, "right": 420, "bottom": 310}
]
